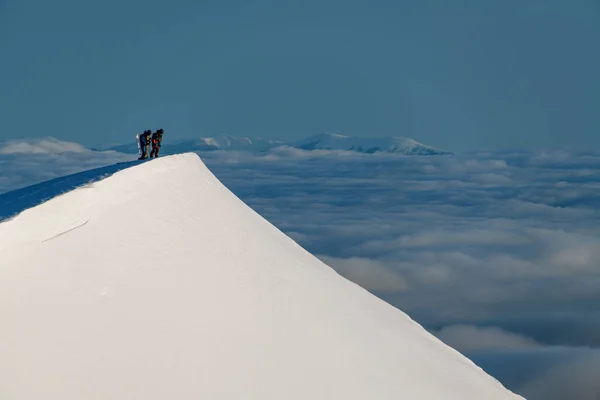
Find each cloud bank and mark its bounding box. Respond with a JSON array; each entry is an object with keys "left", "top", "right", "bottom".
[
  {"left": 520, "top": 350, "right": 600, "bottom": 400},
  {"left": 0, "top": 137, "right": 89, "bottom": 154},
  {"left": 435, "top": 325, "right": 541, "bottom": 352},
  {"left": 0, "top": 138, "right": 130, "bottom": 194}
]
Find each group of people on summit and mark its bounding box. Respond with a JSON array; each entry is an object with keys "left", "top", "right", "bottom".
[{"left": 138, "top": 129, "right": 164, "bottom": 160}]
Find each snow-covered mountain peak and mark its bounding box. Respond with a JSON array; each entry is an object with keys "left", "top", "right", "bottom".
[
  {"left": 290, "top": 133, "right": 452, "bottom": 155},
  {"left": 0, "top": 153, "right": 519, "bottom": 399},
  {"left": 318, "top": 132, "right": 349, "bottom": 139},
  {"left": 198, "top": 134, "right": 280, "bottom": 150}
]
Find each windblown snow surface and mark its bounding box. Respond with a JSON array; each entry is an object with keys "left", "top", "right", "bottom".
[{"left": 0, "top": 153, "right": 522, "bottom": 399}]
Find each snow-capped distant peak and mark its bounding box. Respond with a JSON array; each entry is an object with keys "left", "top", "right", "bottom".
[
  {"left": 201, "top": 137, "right": 220, "bottom": 147},
  {"left": 193, "top": 135, "right": 279, "bottom": 151},
  {"left": 289, "top": 132, "right": 452, "bottom": 155},
  {"left": 324, "top": 132, "right": 349, "bottom": 138}
]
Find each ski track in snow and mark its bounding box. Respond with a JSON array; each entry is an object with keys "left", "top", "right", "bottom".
[{"left": 41, "top": 217, "right": 91, "bottom": 243}]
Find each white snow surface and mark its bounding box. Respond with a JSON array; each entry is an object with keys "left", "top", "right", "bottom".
[{"left": 0, "top": 153, "right": 520, "bottom": 399}]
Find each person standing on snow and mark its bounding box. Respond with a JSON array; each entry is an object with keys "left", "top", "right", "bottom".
[
  {"left": 138, "top": 130, "right": 151, "bottom": 160},
  {"left": 150, "top": 129, "right": 164, "bottom": 158}
]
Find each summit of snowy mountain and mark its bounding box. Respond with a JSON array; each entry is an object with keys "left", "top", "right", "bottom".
[
  {"left": 289, "top": 132, "right": 452, "bottom": 155},
  {"left": 0, "top": 153, "right": 519, "bottom": 399}
]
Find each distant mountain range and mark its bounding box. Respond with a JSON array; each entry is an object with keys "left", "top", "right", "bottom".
[
  {"left": 104, "top": 133, "right": 452, "bottom": 156},
  {"left": 289, "top": 133, "right": 452, "bottom": 155}
]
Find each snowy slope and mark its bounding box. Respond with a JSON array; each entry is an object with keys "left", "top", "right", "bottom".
[
  {"left": 290, "top": 132, "right": 452, "bottom": 155},
  {"left": 0, "top": 160, "right": 139, "bottom": 221},
  {"left": 0, "top": 153, "right": 520, "bottom": 399}
]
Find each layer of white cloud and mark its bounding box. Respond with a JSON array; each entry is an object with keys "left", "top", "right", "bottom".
[
  {"left": 520, "top": 350, "right": 600, "bottom": 400},
  {"left": 0, "top": 140, "right": 131, "bottom": 194},
  {"left": 435, "top": 325, "right": 541, "bottom": 352},
  {"left": 317, "top": 256, "right": 408, "bottom": 293},
  {"left": 0, "top": 137, "right": 89, "bottom": 154}
]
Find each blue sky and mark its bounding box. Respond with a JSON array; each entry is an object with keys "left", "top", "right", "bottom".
[{"left": 1, "top": 0, "right": 598, "bottom": 150}]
